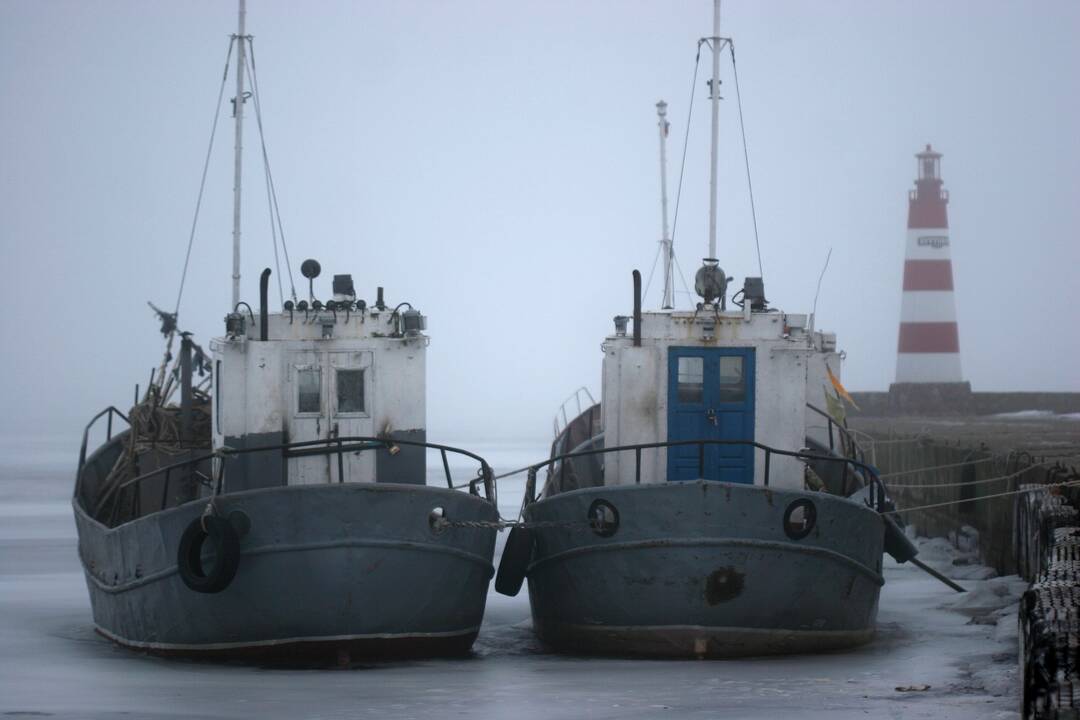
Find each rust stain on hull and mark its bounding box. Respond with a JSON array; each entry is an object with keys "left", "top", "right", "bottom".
[{"left": 705, "top": 566, "right": 745, "bottom": 605}]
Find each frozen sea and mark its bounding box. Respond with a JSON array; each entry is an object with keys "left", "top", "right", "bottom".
[{"left": 0, "top": 434, "right": 1024, "bottom": 719}]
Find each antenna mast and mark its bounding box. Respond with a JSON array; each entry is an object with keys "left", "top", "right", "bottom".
[
  {"left": 231, "top": 0, "right": 247, "bottom": 309},
  {"left": 692, "top": 0, "right": 728, "bottom": 307},
  {"left": 707, "top": 0, "right": 721, "bottom": 262},
  {"left": 657, "top": 101, "right": 674, "bottom": 310}
]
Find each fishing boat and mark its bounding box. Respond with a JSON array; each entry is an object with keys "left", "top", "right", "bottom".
[
  {"left": 72, "top": 1, "right": 499, "bottom": 659},
  {"left": 495, "top": 0, "right": 916, "bottom": 658}
]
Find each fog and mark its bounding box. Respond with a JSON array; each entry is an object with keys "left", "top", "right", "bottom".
[{"left": 2, "top": 0, "right": 1078, "bottom": 444}]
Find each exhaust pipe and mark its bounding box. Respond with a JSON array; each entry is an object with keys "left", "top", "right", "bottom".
[
  {"left": 632, "top": 269, "right": 642, "bottom": 347},
  {"left": 259, "top": 268, "right": 271, "bottom": 341}
]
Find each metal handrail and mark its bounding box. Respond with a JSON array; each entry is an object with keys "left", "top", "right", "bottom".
[
  {"left": 75, "top": 406, "right": 131, "bottom": 497},
  {"left": 524, "top": 438, "right": 887, "bottom": 511},
  {"left": 805, "top": 402, "right": 866, "bottom": 464},
  {"left": 552, "top": 386, "right": 597, "bottom": 439},
  {"left": 99, "top": 435, "right": 496, "bottom": 521}
]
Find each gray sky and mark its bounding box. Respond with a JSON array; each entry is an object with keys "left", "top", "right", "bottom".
[{"left": 2, "top": 0, "right": 1078, "bottom": 443}]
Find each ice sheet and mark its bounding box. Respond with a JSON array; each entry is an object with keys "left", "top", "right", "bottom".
[{"left": 0, "top": 442, "right": 1023, "bottom": 719}]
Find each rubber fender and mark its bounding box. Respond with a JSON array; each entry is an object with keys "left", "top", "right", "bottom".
[
  {"left": 177, "top": 515, "right": 241, "bottom": 593},
  {"left": 883, "top": 514, "right": 918, "bottom": 563},
  {"left": 494, "top": 526, "right": 533, "bottom": 597}
]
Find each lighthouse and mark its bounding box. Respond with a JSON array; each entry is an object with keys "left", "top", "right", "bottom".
[{"left": 895, "top": 144, "right": 964, "bottom": 384}]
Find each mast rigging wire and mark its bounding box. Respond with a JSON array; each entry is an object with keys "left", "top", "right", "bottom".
[
  {"left": 246, "top": 37, "right": 298, "bottom": 304},
  {"left": 243, "top": 47, "right": 284, "bottom": 306},
  {"left": 810, "top": 247, "right": 832, "bottom": 327},
  {"left": 641, "top": 241, "right": 664, "bottom": 306},
  {"left": 665, "top": 41, "right": 704, "bottom": 301},
  {"left": 174, "top": 38, "right": 236, "bottom": 318},
  {"left": 728, "top": 41, "right": 764, "bottom": 279},
  {"left": 672, "top": 253, "right": 695, "bottom": 300}
]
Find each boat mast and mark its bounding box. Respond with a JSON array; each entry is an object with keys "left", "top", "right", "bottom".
[
  {"left": 231, "top": 0, "right": 247, "bottom": 309},
  {"left": 707, "top": 0, "right": 721, "bottom": 262},
  {"left": 656, "top": 101, "right": 674, "bottom": 310}
]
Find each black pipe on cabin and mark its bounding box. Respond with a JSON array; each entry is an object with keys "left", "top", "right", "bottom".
[
  {"left": 180, "top": 334, "right": 193, "bottom": 445},
  {"left": 632, "top": 270, "right": 642, "bottom": 347},
  {"left": 259, "top": 268, "right": 271, "bottom": 341},
  {"left": 376, "top": 287, "right": 385, "bottom": 311}
]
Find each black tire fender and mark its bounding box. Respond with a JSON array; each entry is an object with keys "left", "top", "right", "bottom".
[
  {"left": 177, "top": 515, "right": 241, "bottom": 593},
  {"left": 494, "top": 526, "right": 533, "bottom": 597}
]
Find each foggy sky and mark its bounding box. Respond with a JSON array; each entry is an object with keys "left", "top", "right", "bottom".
[{"left": 1, "top": 0, "right": 1078, "bottom": 444}]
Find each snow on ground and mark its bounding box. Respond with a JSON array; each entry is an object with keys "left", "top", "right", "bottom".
[
  {"left": 0, "top": 439, "right": 1025, "bottom": 719},
  {"left": 991, "top": 410, "right": 1080, "bottom": 421}
]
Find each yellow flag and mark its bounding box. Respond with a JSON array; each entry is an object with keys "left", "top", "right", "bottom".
[
  {"left": 826, "top": 365, "right": 860, "bottom": 410},
  {"left": 823, "top": 385, "right": 847, "bottom": 425}
]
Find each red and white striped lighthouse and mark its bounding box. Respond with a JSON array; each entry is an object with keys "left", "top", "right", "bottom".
[{"left": 895, "top": 144, "right": 963, "bottom": 383}]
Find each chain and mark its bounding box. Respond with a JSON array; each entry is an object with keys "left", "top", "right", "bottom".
[{"left": 431, "top": 517, "right": 597, "bottom": 532}]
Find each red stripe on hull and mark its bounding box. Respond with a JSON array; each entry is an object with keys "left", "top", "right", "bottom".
[
  {"left": 903, "top": 260, "right": 954, "bottom": 291},
  {"left": 898, "top": 322, "right": 959, "bottom": 353}
]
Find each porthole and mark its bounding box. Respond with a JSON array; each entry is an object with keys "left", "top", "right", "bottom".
[
  {"left": 783, "top": 499, "right": 817, "bottom": 541},
  {"left": 588, "top": 499, "right": 620, "bottom": 537}
]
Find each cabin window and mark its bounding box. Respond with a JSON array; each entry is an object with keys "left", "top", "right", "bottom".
[
  {"left": 718, "top": 356, "right": 745, "bottom": 402},
  {"left": 297, "top": 366, "right": 322, "bottom": 413},
  {"left": 677, "top": 356, "right": 704, "bottom": 403},
  {"left": 336, "top": 369, "right": 365, "bottom": 413}
]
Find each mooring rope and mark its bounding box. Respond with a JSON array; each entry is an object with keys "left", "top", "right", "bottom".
[
  {"left": 491, "top": 465, "right": 535, "bottom": 482},
  {"left": 880, "top": 455, "right": 998, "bottom": 480},
  {"left": 859, "top": 435, "right": 932, "bottom": 446},
  {"left": 885, "top": 460, "right": 1059, "bottom": 489},
  {"left": 888, "top": 477, "right": 1080, "bottom": 515}
]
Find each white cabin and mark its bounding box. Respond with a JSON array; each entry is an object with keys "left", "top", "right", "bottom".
[
  {"left": 601, "top": 303, "right": 842, "bottom": 490},
  {"left": 209, "top": 272, "right": 428, "bottom": 491}
]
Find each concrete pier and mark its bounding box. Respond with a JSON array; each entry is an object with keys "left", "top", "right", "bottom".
[{"left": 850, "top": 405, "right": 1080, "bottom": 718}]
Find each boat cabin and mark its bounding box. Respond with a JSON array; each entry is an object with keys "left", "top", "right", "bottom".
[
  {"left": 211, "top": 267, "right": 428, "bottom": 492},
  {"left": 602, "top": 297, "right": 840, "bottom": 490}
]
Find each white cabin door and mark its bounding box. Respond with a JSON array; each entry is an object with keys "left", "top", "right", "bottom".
[
  {"left": 287, "top": 350, "right": 330, "bottom": 484},
  {"left": 328, "top": 351, "right": 375, "bottom": 483}
]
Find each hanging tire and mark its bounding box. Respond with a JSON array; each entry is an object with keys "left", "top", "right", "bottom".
[
  {"left": 494, "top": 526, "right": 533, "bottom": 597},
  {"left": 177, "top": 515, "right": 241, "bottom": 593}
]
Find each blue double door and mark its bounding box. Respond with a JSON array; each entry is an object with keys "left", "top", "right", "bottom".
[{"left": 666, "top": 347, "right": 756, "bottom": 484}]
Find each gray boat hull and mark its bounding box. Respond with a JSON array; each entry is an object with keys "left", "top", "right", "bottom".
[
  {"left": 74, "top": 482, "right": 498, "bottom": 657},
  {"left": 524, "top": 480, "right": 885, "bottom": 657}
]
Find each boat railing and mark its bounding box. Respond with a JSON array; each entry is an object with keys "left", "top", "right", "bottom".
[
  {"left": 805, "top": 402, "right": 868, "bottom": 465},
  {"left": 95, "top": 435, "right": 497, "bottom": 526},
  {"left": 524, "top": 438, "right": 888, "bottom": 511},
  {"left": 552, "top": 386, "right": 597, "bottom": 439},
  {"left": 75, "top": 406, "right": 131, "bottom": 496}
]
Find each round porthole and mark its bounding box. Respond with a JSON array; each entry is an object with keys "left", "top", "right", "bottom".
[
  {"left": 588, "top": 499, "right": 620, "bottom": 537},
  {"left": 783, "top": 499, "right": 817, "bottom": 540}
]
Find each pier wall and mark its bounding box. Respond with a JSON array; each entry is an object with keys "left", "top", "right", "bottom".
[
  {"left": 860, "top": 435, "right": 1037, "bottom": 573},
  {"left": 850, "top": 387, "right": 1080, "bottom": 418},
  {"left": 852, "top": 419, "right": 1079, "bottom": 718}
]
